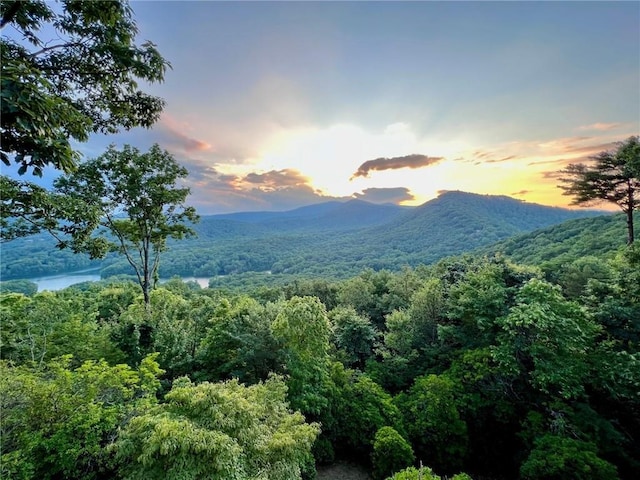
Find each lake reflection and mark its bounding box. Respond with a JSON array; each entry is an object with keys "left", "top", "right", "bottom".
[{"left": 31, "top": 273, "right": 210, "bottom": 291}]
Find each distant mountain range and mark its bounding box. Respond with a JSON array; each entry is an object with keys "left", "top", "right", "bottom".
[{"left": 1, "top": 191, "right": 610, "bottom": 281}]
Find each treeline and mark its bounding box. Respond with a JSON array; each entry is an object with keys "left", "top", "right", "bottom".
[{"left": 2, "top": 247, "right": 638, "bottom": 479}]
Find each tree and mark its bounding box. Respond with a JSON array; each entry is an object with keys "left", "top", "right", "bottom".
[
  {"left": 196, "top": 295, "right": 283, "bottom": 384},
  {"left": 492, "top": 278, "right": 600, "bottom": 400},
  {"left": 0, "top": 354, "right": 163, "bottom": 480},
  {"left": 559, "top": 136, "right": 640, "bottom": 244},
  {"left": 394, "top": 374, "right": 468, "bottom": 473},
  {"left": 330, "top": 306, "right": 378, "bottom": 370},
  {"left": 520, "top": 434, "right": 618, "bottom": 480},
  {"left": 271, "top": 296, "right": 332, "bottom": 415},
  {"left": 114, "top": 376, "right": 319, "bottom": 480},
  {"left": 54, "top": 144, "right": 198, "bottom": 307},
  {"left": 0, "top": 0, "right": 168, "bottom": 175},
  {"left": 371, "top": 426, "right": 414, "bottom": 480}
]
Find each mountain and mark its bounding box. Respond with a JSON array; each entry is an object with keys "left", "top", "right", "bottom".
[
  {"left": 273, "top": 191, "right": 605, "bottom": 273},
  {"left": 1, "top": 192, "right": 607, "bottom": 281},
  {"left": 359, "top": 191, "right": 602, "bottom": 255},
  {"left": 198, "top": 199, "right": 410, "bottom": 235},
  {"left": 477, "top": 212, "right": 635, "bottom": 268}
]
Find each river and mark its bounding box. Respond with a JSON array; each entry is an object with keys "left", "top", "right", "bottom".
[{"left": 26, "top": 272, "right": 211, "bottom": 291}]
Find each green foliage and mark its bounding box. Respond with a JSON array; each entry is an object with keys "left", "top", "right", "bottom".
[
  {"left": 114, "top": 376, "right": 319, "bottom": 480},
  {"left": 482, "top": 213, "right": 636, "bottom": 274},
  {"left": 385, "top": 465, "right": 472, "bottom": 480},
  {"left": 370, "top": 309, "right": 420, "bottom": 392},
  {"left": 557, "top": 255, "right": 614, "bottom": 299},
  {"left": 0, "top": 354, "right": 162, "bottom": 480},
  {"left": 371, "top": 426, "right": 414, "bottom": 480},
  {"left": 0, "top": 279, "right": 36, "bottom": 296},
  {"left": 272, "top": 296, "right": 332, "bottom": 415},
  {"left": 54, "top": 144, "right": 199, "bottom": 305},
  {"left": 0, "top": 0, "right": 168, "bottom": 174},
  {"left": 520, "top": 434, "right": 618, "bottom": 480},
  {"left": 195, "top": 295, "right": 283, "bottom": 384},
  {"left": 0, "top": 291, "right": 123, "bottom": 366},
  {"left": 395, "top": 374, "right": 468, "bottom": 473},
  {"left": 327, "top": 369, "right": 404, "bottom": 457},
  {"left": 1, "top": 237, "right": 639, "bottom": 479},
  {"left": 492, "top": 278, "right": 600, "bottom": 399},
  {"left": 330, "top": 306, "right": 378, "bottom": 369}
]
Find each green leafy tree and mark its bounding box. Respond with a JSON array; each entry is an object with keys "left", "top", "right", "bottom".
[
  {"left": 0, "top": 279, "right": 37, "bottom": 296},
  {"left": 0, "top": 0, "right": 168, "bottom": 175},
  {"left": 394, "top": 374, "right": 468, "bottom": 473},
  {"left": 0, "top": 291, "right": 122, "bottom": 366},
  {"left": 53, "top": 144, "right": 198, "bottom": 307},
  {"left": 492, "top": 278, "right": 600, "bottom": 400},
  {"left": 0, "top": 354, "right": 162, "bottom": 480},
  {"left": 271, "top": 296, "right": 332, "bottom": 415},
  {"left": 520, "top": 434, "right": 618, "bottom": 480},
  {"left": 370, "top": 309, "right": 419, "bottom": 392},
  {"left": 385, "top": 466, "right": 472, "bottom": 480},
  {"left": 371, "top": 426, "right": 415, "bottom": 480},
  {"left": 559, "top": 136, "right": 640, "bottom": 244},
  {"left": 196, "top": 295, "right": 283, "bottom": 384},
  {"left": 330, "top": 306, "right": 378, "bottom": 369},
  {"left": 332, "top": 371, "right": 404, "bottom": 456},
  {"left": 114, "top": 376, "right": 319, "bottom": 480}
]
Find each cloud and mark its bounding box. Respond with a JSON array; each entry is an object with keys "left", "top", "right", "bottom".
[
  {"left": 351, "top": 154, "right": 444, "bottom": 179},
  {"left": 511, "top": 189, "right": 530, "bottom": 196},
  {"left": 577, "top": 122, "right": 622, "bottom": 131},
  {"left": 181, "top": 164, "right": 344, "bottom": 214},
  {"left": 157, "top": 115, "right": 212, "bottom": 154},
  {"left": 353, "top": 187, "right": 415, "bottom": 204},
  {"left": 467, "top": 150, "right": 519, "bottom": 164},
  {"left": 243, "top": 169, "right": 312, "bottom": 190},
  {"left": 541, "top": 170, "right": 564, "bottom": 179}
]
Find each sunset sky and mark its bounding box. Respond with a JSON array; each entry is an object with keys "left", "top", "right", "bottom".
[{"left": 7, "top": 1, "right": 640, "bottom": 214}]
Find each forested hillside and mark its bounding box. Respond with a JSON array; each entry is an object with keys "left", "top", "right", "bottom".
[
  {"left": 481, "top": 213, "right": 637, "bottom": 267},
  {"left": 1, "top": 192, "right": 601, "bottom": 281},
  {"left": 2, "top": 248, "right": 638, "bottom": 479}
]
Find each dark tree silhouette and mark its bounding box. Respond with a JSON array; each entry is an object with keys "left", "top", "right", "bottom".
[{"left": 560, "top": 136, "right": 639, "bottom": 244}]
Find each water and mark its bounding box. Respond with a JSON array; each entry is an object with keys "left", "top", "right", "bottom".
[{"left": 27, "top": 272, "right": 211, "bottom": 291}]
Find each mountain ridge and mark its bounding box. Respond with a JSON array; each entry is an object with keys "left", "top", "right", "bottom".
[{"left": 1, "top": 191, "right": 608, "bottom": 280}]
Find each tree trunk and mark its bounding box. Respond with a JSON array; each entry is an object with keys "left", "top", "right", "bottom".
[
  {"left": 143, "top": 237, "right": 152, "bottom": 311},
  {"left": 627, "top": 186, "right": 635, "bottom": 245}
]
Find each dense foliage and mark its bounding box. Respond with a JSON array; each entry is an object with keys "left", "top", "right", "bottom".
[
  {"left": 1, "top": 244, "right": 638, "bottom": 479},
  {"left": 0, "top": 0, "right": 168, "bottom": 174}
]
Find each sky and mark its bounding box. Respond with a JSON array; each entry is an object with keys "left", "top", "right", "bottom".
[{"left": 7, "top": 1, "right": 640, "bottom": 214}]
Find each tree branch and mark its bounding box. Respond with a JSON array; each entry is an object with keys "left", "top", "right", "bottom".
[{"left": 0, "top": 1, "right": 21, "bottom": 29}]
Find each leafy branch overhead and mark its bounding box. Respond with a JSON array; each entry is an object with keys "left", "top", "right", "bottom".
[{"left": 0, "top": 0, "right": 169, "bottom": 174}]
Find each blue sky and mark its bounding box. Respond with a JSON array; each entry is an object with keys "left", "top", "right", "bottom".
[{"left": 6, "top": 0, "right": 640, "bottom": 214}]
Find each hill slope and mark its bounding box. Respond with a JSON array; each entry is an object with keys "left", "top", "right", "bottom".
[
  {"left": 352, "top": 191, "right": 602, "bottom": 258},
  {"left": 1, "top": 192, "right": 605, "bottom": 280},
  {"left": 478, "top": 212, "right": 635, "bottom": 267}
]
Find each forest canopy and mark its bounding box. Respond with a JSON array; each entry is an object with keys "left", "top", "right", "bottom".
[{"left": 1, "top": 248, "right": 638, "bottom": 479}]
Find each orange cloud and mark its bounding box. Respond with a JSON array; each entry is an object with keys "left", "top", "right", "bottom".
[
  {"left": 577, "top": 122, "right": 622, "bottom": 131},
  {"left": 159, "top": 115, "right": 212, "bottom": 153}
]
